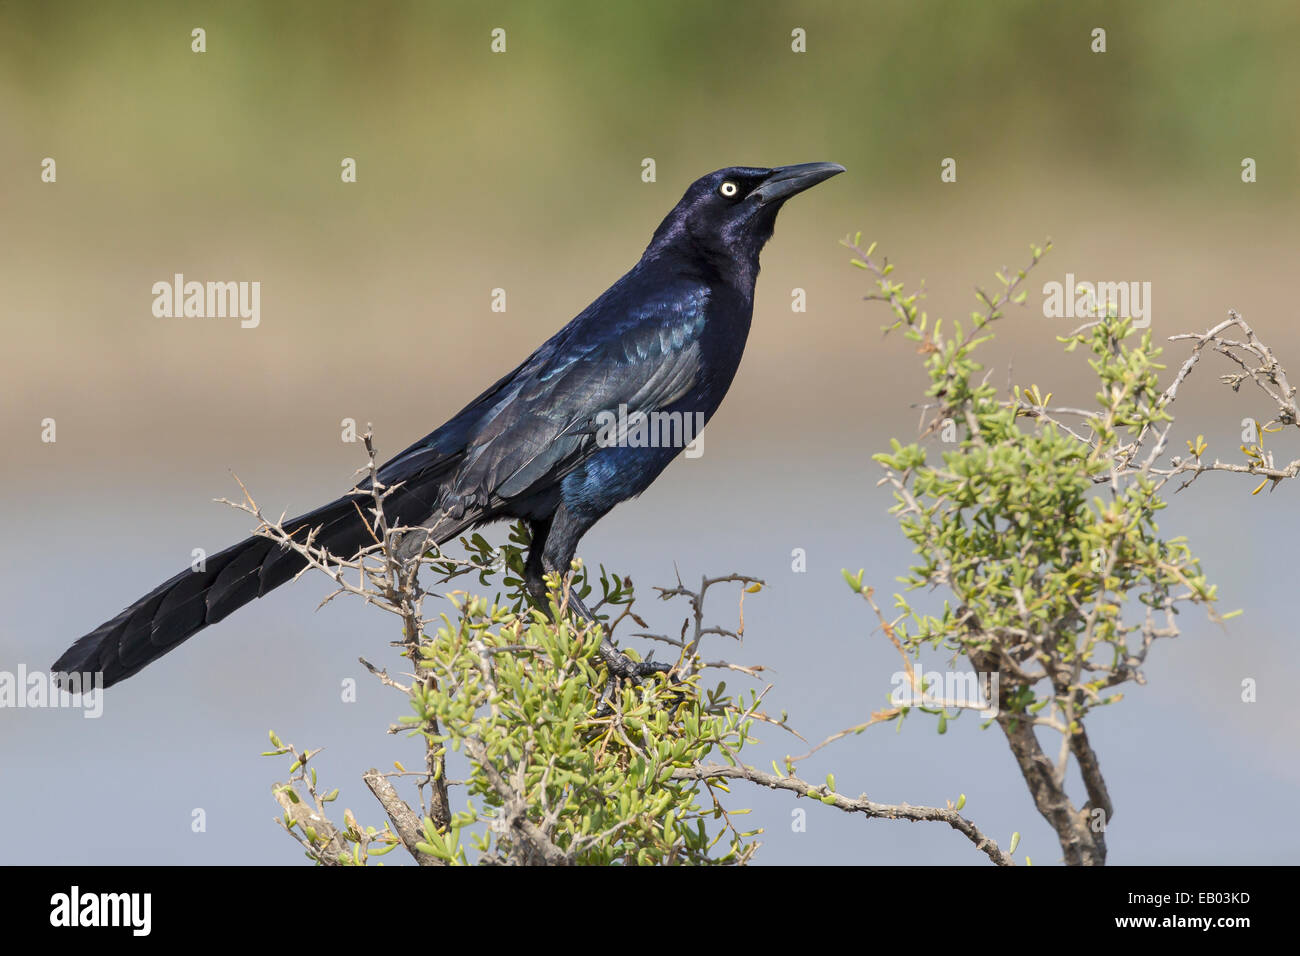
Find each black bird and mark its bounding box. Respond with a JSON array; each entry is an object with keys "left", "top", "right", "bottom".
[{"left": 53, "top": 162, "right": 844, "bottom": 689}]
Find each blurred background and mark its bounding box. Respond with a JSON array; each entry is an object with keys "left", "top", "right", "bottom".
[{"left": 2, "top": 0, "right": 1298, "bottom": 865}]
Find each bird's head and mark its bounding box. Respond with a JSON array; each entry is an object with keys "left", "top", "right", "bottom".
[{"left": 644, "top": 163, "right": 845, "bottom": 280}]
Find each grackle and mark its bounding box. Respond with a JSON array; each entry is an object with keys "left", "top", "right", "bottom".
[{"left": 53, "top": 162, "right": 844, "bottom": 693}]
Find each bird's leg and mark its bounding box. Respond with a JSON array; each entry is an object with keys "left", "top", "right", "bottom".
[
  {"left": 569, "top": 587, "right": 671, "bottom": 715},
  {"left": 523, "top": 515, "right": 669, "bottom": 710},
  {"left": 522, "top": 522, "right": 553, "bottom": 610},
  {"left": 563, "top": 583, "right": 671, "bottom": 680},
  {"left": 529, "top": 554, "right": 670, "bottom": 698}
]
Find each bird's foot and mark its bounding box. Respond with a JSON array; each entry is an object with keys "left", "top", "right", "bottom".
[
  {"left": 593, "top": 637, "right": 673, "bottom": 715},
  {"left": 532, "top": 579, "right": 674, "bottom": 713},
  {"left": 597, "top": 638, "right": 672, "bottom": 680}
]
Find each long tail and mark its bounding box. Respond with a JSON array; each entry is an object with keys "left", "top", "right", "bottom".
[{"left": 52, "top": 487, "right": 453, "bottom": 688}]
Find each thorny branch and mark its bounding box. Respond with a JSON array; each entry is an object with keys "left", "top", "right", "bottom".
[
  {"left": 1025, "top": 310, "right": 1300, "bottom": 492},
  {"left": 226, "top": 426, "right": 484, "bottom": 863}
]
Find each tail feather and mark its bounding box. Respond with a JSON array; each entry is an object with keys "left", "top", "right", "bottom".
[{"left": 53, "top": 494, "right": 380, "bottom": 688}]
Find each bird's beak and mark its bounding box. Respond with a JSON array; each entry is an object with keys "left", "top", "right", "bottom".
[{"left": 751, "top": 162, "right": 845, "bottom": 205}]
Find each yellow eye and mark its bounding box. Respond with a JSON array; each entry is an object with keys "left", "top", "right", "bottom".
[{"left": 719, "top": 181, "right": 739, "bottom": 198}]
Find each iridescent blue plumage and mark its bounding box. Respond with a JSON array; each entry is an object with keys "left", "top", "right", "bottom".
[{"left": 55, "top": 163, "right": 844, "bottom": 689}]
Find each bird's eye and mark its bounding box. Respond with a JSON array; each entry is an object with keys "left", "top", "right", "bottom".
[{"left": 718, "top": 181, "right": 739, "bottom": 198}]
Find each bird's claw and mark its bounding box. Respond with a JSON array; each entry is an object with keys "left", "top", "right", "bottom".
[{"left": 593, "top": 639, "right": 673, "bottom": 715}]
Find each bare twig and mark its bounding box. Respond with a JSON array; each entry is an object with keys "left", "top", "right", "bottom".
[{"left": 672, "top": 763, "right": 1014, "bottom": 866}]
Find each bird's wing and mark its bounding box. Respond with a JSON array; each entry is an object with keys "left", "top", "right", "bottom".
[
  {"left": 456, "top": 283, "right": 712, "bottom": 503},
  {"left": 373, "top": 358, "right": 531, "bottom": 488}
]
